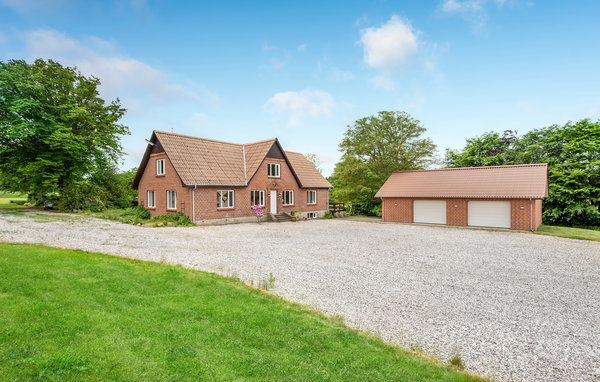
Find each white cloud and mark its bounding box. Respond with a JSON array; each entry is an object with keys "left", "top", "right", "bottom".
[
  {"left": 264, "top": 89, "right": 334, "bottom": 127},
  {"left": 360, "top": 15, "right": 419, "bottom": 71},
  {"left": 441, "top": 0, "right": 510, "bottom": 30},
  {"left": 297, "top": 43, "right": 306, "bottom": 52},
  {"left": 23, "top": 29, "right": 215, "bottom": 108}
]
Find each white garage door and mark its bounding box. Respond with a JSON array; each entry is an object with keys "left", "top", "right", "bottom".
[
  {"left": 413, "top": 200, "right": 446, "bottom": 224},
  {"left": 468, "top": 201, "right": 511, "bottom": 228}
]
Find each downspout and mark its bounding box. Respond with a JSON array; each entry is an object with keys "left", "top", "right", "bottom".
[
  {"left": 530, "top": 198, "right": 533, "bottom": 231},
  {"left": 242, "top": 145, "right": 247, "bottom": 185},
  {"left": 192, "top": 185, "right": 197, "bottom": 224}
]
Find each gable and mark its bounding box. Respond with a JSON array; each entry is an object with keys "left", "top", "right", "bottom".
[
  {"left": 133, "top": 131, "right": 332, "bottom": 189},
  {"left": 265, "top": 142, "right": 285, "bottom": 159}
]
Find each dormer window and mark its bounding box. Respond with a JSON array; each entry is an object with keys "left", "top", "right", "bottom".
[
  {"left": 268, "top": 163, "right": 280, "bottom": 178},
  {"left": 156, "top": 159, "right": 166, "bottom": 175}
]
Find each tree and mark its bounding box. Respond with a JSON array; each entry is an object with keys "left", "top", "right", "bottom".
[
  {"left": 304, "top": 153, "right": 323, "bottom": 174},
  {"left": 445, "top": 120, "right": 600, "bottom": 226},
  {"left": 331, "top": 111, "right": 436, "bottom": 209},
  {"left": 0, "top": 59, "right": 129, "bottom": 201}
]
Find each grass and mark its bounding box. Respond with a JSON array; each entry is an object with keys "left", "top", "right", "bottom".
[
  {"left": 0, "top": 192, "right": 27, "bottom": 209},
  {"left": 535, "top": 224, "right": 600, "bottom": 242},
  {"left": 0, "top": 243, "right": 484, "bottom": 381}
]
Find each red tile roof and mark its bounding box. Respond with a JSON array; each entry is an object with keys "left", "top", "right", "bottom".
[
  {"left": 132, "top": 131, "right": 331, "bottom": 188},
  {"left": 375, "top": 164, "right": 548, "bottom": 199}
]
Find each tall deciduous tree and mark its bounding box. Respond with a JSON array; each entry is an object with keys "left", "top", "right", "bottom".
[
  {"left": 445, "top": 119, "right": 600, "bottom": 226},
  {"left": 332, "top": 111, "right": 436, "bottom": 206},
  {"left": 0, "top": 59, "right": 129, "bottom": 199}
]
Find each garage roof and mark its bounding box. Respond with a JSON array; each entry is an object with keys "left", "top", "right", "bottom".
[{"left": 375, "top": 164, "right": 548, "bottom": 199}]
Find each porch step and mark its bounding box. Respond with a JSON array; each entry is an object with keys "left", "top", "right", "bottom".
[{"left": 273, "top": 213, "right": 292, "bottom": 222}]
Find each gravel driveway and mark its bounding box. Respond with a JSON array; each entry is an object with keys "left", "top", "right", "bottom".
[{"left": 1, "top": 211, "right": 599, "bottom": 382}]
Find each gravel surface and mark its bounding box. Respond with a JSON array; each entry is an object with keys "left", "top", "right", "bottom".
[{"left": 1, "top": 210, "right": 599, "bottom": 381}]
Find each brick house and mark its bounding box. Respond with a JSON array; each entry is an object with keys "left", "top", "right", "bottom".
[
  {"left": 375, "top": 164, "right": 548, "bottom": 230},
  {"left": 132, "top": 131, "right": 332, "bottom": 224}
]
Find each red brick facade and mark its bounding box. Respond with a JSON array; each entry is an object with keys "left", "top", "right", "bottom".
[
  {"left": 138, "top": 153, "right": 191, "bottom": 216},
  {"left": 382, "top": 197, "right": 543, "bottom": 231},
  {"left": 138, "top": 153, "right": 329, "bottom": 223}
]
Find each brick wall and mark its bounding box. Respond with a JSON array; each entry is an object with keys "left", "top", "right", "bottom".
[
  {"left": 446, "top": 199, "right": 468, "bottom": 226},
  {"left": 382, "top": 198, "right": 413, "bottom": 223},
  {"left": 382, "top": 197, "right": 544, "bottom": 230},
  {"left": 191, "top": 157, "right": 328, "bottom": 221},
  {"left": 137, "top": 153, "right": 190, "bottom": 216}
]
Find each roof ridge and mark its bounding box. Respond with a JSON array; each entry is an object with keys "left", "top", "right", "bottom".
[
  {"left": 392, "top": 163, "right": 548, "bottom": 174},
  {"left": 245, "top": 138, "right": 277, "bottom": 145},
  {"left": 154, "top": 130, "right": 243, "bottom": 146}
]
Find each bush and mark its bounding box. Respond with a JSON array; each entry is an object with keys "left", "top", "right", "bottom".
[
  {"left": 323, "top": 211, "right": 333, "bottom": 219},
  {"left": 150, "top": 212, "right": 193, "bottom": 226},
  {"left": 122, "top": 205, "right": 151, "bottom": 220}
]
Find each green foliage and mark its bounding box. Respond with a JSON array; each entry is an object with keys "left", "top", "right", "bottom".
[
  {"left": 121, "top": 205, "right": 151, "bottom": 220},
  {"left": 332, "top": 111, "right": 436, "bottom": 206},
  {"left": 150, "top": 212, "right": 193, "bottom": 226},
  {"left": 535, "top": 225, "right": 600, "bottom": 242},
  {"left": 445, "top": 119, "right": 600, "bottom": 226},
  {"left": 0, "top": 59, "right": 129, "bottom": 200},
  {"left": 54, "top": 166, "right": 137, "bottom": 211},
  {"left": 0, "top": 243, "right": 483, "bottom": 381},
  {"left": 323, "top": 211, "right": 333, "bottom": 219}
]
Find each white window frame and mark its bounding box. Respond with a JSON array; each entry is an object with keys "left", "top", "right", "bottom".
[
  {"left": 250, "top": 190, "right": 265, "bottom": 207},
  {"left": 307, "top": 190, "right": 317, "bottom": 205},
  {"left": 217, "top": 190, "right": 234, "bottom": 209},
  {"left": 307, "top": 212, "right": 317, "bottom": 219},
  {"left": 156, "top": 159, "right": 165, "bottom": 175},
  {"left": 147, "top": 190, "right": 156, "bottom": 208},
  {"left": 282, "top": 190, "right": 294, "bottom": 206},
  {"left": 166, "top": 190, "right": 176, "bottom": 210},
  {"left": 268, "top": 163, "right": 280, "bottom": 178}
]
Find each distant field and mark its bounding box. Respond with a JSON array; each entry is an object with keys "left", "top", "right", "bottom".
[{"left": 0, "top": 193, "right": 27, "bottom": 209}]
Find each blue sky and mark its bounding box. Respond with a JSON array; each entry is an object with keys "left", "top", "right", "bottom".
[{"left": 1, "top": 0, "right": 599, "bottom": 175}]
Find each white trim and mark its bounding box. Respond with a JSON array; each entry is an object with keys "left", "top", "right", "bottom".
[
  {"left": 282, "top": 190, "right": 294, "bottom": 206},
  {"left": 156, "top": 159, "right": 165, "bottom": 175},
  {"left": 307, "top": 190, "right": 317, "bottom": 204},
  {"left": 166, "top": 190, "right": 177, "bottom": 209},
  {"left": 307, "top": 212, "right": 317, "bottom": 219},
  {"left": 147, "top": 190, "right": 156, "bottom": 208},
  {"left": 268, "top": 163, "right": 280, "bottom": 178},
  {"left": 251, "top": 190, "right": 265, "bottom": 207},
  {"left": 217, "top": 190, "right": 234, "bottom": 209}
]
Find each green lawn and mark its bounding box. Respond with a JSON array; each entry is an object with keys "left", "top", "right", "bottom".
[
  {"left": 0, "top": 243, "right": 483, "bottom": 381},
  {"left": 0, "top": 192, "right": 27, "bottom": 209},
  {"left": 535, "top": 224, "right": 600, "bottom": 242}
]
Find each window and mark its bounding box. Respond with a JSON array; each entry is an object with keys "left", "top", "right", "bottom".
[
  {"left": 282, "top": 190, "right": 294, "bottom": 206},
  {"left": 250, "top": 190, "right": 265, "bottom": 207},
  {"left": 268, "top": 163, "right": 280, "bottom": 177},
  {"left": 217, "top": 190, "right": 234, "bottom": 208},
  {"left": 307, "top": 190, "right": 317, "bottom": 204},
  {"left": 156, "top": 159, "right": 165, "bottom": 175},
  {"left": 147, "top": 191, "right": 156, "bottom": 208},
  {"left": 166, "top": 190, "right": 176, "bottom": 209},
  {"left": 307, "top": 212, "right": 317, "bottom": 219}
]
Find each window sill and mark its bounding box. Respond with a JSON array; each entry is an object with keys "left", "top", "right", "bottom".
[
  {"left": 282, "top": 204, "right": 295, "bottom": 207},
  {"left": 307, "top": 203, "right": 317, "bottom": 205},
  {"left": 166, "top": 208, "right": 177, "bottom": 211},
  {"left": 156, "top": 174, "right": 166, "bottom": 177},
  {"left": 267, "top": 176, "right": 280, "bottom": 179},
  {"left": 147, "top": 207, "right": 156, "bottom": 210},
  {"left": 217, "top": 207, "right": 235, "bottom": 210}
]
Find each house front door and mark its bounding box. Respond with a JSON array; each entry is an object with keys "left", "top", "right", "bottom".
[{"left": 270, "top": 190, "right": 277, "bottom": 214}]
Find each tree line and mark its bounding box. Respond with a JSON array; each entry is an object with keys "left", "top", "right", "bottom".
[{"left": 1, "top": 59, "right": 598, "bottom": 227}]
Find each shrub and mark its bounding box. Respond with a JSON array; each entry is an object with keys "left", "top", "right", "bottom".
[
  {"left": 150, "top": 212, "right": 193, "bottom": 227},
  {"left": 122, "top": 205, "right": 151, "bottom": 220},
  {"left": 324, "top": 211, "right": 333, "bottom": 219}
]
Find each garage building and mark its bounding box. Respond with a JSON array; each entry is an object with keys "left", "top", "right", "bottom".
[{"left": 375, "top": 164, "right": 548, "bottom": 231}]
